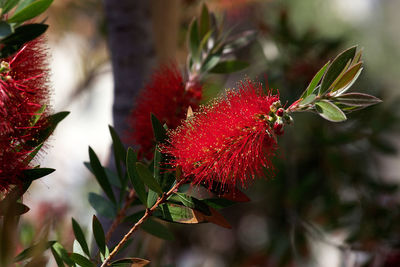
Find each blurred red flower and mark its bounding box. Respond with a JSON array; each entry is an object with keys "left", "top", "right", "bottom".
[
  {"left": 129, "top": 63, "right": 202, "bottom": 159},
  {"left": 163, "top": 79, "right": 280, "bottom": 188},
  {"left": 0, "top": 38, "right": 50, "bottom": 191}
]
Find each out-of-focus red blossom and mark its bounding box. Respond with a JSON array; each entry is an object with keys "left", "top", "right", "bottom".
[
  {"left": 129, "top": 63, "right": 202, "bottom": 159},
  {"left": 0, "top": 38, "right": 50, "bottom": 192},
  {"left": 163, "top": 80, "right": 280, "bottom": 188}
]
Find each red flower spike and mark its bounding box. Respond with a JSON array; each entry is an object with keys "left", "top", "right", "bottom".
[
  {"left": 128, "top": 64, "right": 202, "bottom": 159},
  {"left": 163, "top": 79, "right": 281, "bottom": 189},
  {"left": 0, "top": 38, "right": 50, "bottom": 192}
]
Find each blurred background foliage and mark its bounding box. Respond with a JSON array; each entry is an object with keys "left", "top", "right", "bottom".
[{"left": 21, "top": 0, "right": 400, "bottom": 266}]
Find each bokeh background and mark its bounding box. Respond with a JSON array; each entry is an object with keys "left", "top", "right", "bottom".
[{"left": 21, "top": 0, "right": 400, "bottom": 266}]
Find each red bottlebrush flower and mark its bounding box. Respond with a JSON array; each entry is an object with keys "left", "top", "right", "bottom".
[
  {"left": 0, "top": 38, "right": 50, "bottom": 192},
  {"left": 129, "top": 63, "right": 202, "bottom": 159},
  {"left": 163, "top": 79, "right": 281, "bottom": 188}
]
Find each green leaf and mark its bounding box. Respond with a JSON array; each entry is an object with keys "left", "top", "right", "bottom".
[
  {"left": 88, "top": 147, "right": 116, "bottom": 204},
  {"left": 8, "top": 0, "right": 53, "bottom": 23},
  {"left": 84, "top": 162, "right": 121, "bottom": 188},
  {"left": 299, "top": 94, "right": 316, "bottom": 106},
  {"left": 14, "top": 0, "right": 34, "bottom": 12},
  {"left": 223, "top": 30, "right": 257, "bottom": 53},
  {"left": 188, "top": 19, "right": 200, "bottom": 63},
  {"left": 201, "top": 52, "right": 221, "bottom": 73},
  {"left": 71, "top": 218, "right": 90, "bottom": 257},
  {"left": 51, "top": 242, "right": 74, "bottom": 266},
  {"left": 14, "top": 241, "right": 56, "bottom": 262},
  {"left": 109, "top": 126, "right": 126, "bottom": 183},
  {"left": 126, "top": 148, "right": 147, "bottom": 205},
  {"left": 209, "top": 60, "right": 249, "bottom": 74},
  {"left": 334, "top": 93, "right": 382, "bottom": 108},
  {"left": 136, "top": 162, "right": 162, "bottom": 195},
  {"left": 168, "top": 193, "right": 211, "bottom": 216},
  {"left": 199, "top": 3, "right": 210, "bottom": 39},
  {"left": 315, "top": 100, "right": 347, "bottom": 122},
  {"left": 0, "top": 23, "right": 48, "bottom": 58},
  {"left": 70, "top": 253, "right": 94, "bottom": 267},
  {"left": 0, "top": 21, "right": 12, "bottom": 38},
  {"left": 50, "top": 247, "right": 65, "bottom": 267},
  {"left": 141, "top": 218, "right": 174, "bottom": 240},
  {"left": 30, "top": 104, "right": 46, "bottom": 127},
  {"left": 1, "top": 0, "right": 20, "bottom": 15},
  {"left": 155, "top": 203, "right": 231, "bottom": 228},
  {"left": 20, "top": 168, "right": 54, "bottom": 182},
  {"left": 92, "top": 215, "right": 106, "bottom": 256},
  {"left": 25, "top": 111, "right": 69, "bottom": 148},
  {"left": 331, "top": 62, "right": 363, "bottom": 93},
  {"left": 111, "top": 258, "right": 150, "bottom": 267},
  {"left": 301, "top": 61, "right": 329, "bottom": 99},
  {"left": 88, "top": 192, "right": 116, "bottom": 219},
  {"left": 320, "top": 46, "right": 357, "bottom": 95},
  {"left": 150, "top": 113, "right": 167, "bottom": 143}
]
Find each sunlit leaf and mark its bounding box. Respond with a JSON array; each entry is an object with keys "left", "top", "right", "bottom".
[
  {"left": 301, "top": 62, "right": 329, "bottom": 99},
  {"left": 315, "top": 100, "right": 347, "bottom": 122},
  {"left": 8, "top": 0, "right": 53, "bottom": 23},
  {"left": 71, "top": 218, "right": 90, "bottom": 257},
  {"left": 320, "top": 46, "right": 357, "bottom": 95},
  {"left": 334, "top": 93, "right": 382, "bottom": 108},
  {"left": 111, "top": 257, "right": 150, "bottom": 267},
  {"left": 70, "top": 253, "right": 94, "bottom": 267}
]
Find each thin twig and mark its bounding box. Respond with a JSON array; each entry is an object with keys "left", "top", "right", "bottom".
[
  {"left": 105, "top": 189, "right": 136, "bottom": 242},
  {"left": 100, "top": 179, "right": 186, "bottom": 267}
]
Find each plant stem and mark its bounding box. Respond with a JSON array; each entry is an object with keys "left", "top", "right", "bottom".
[
  {"left": 100, "top": 179, "right": 186, "bottom": 267},
  {"left": 105, "top": 189, "right": 136, "bottom": 243}
]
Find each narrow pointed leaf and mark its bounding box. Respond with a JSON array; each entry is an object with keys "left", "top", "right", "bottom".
[
  {"left": 14, "top": 241, "right": 56, "bottom": 262},
  {"left": 315, "top": 100, "right": 347, "bottom": 122},
  {"left": 92, "top": 215, "right": 106, "bottom": 256},
  {"left": 188, "top": 19, "right": 200, "bottom": 62},
  {"left": 141, "top": 218, "right": 174, "bottom": 240},
  {"left": 199, "top": 3, "right": 210, "bottom": 39},
  {"left": 126, "top": 148, "right": 147, "bottom": 205},
  {"left": 155, "top": 203, "right": 231, "bottom": 228},
  {"left": 320, "top": 46, "right": 357, "bottom": 95},
  {"left": 70, "top": 253, "right": 94, "bottom": 267},
  {"left": 50, "top": 247, "right": 65, "bottom": 267},
  {"left": 331, "top": 62, "right": 363, "bottom": 93},
  {"left": 301, "top": 62, "right": 329, "bottom": 99},
  {"left": 168, "top": 193, "right": 211, "bottom": 216},
  {"left": 88, "top": 147, "right": 116, "bottom": 203},
  {"left": 335, "top": 93, "right": 382, "bottom": 107},
  {"left": 111, "top": 258, "right": 150, "bottom": 267},
  {"left": 109, "top": 126, "right": 126, "bottom": 182},
  {"left": 71, "top": 218, "right": 90, "bottom": 257},
  {"left": 21, "top": 168, "right": 54, "bottom": 181},
  {"left": 299, "top": 94, "right": 316, "bottom": 106},
  {"left": 51, "top": 242, "right": 74, "bottom": 266},
  {"left": 8, "top": 0, "right": 53, "bottom": 23},
  {"left": 88, "top": 192, "right": 116, "bottom": 219},
  {"left": 136, "top": 162, "right": 162, "bottom": 194},
  {"left": 0, "top": 24, "right": 48, "bottom": 58},
  {"left": 0, "top": 202, "right": 29, "bottom": 216},
  {"left": 150, "top": 114, "right": 167, "bottom": 143},
  {"left": 1, "top": 0, "right": 20, "bottom": 15}
]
